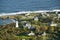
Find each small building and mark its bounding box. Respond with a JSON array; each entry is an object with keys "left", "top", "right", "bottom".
[
  {"left": 22, "top": 39, "right": 25, "bottom": 40},
  {"left": 28, "top": 31, "right": 35, "bottom": 36},
  {"left": 34, "top": 16, "right": 39, "bottom": 21},
  {"left": 25, "top": 23, "right": 32, "bottom": 29},
  {"left": 50, "top": 22, "right": 57, "bottom": 27},
  {"left": 22, "top": 21, "right": 32, "bottom": 29},
  {"left": 42, "top": 32, "right": 46, "bottom": 36},
  {"left": 16, "top": 21, "right": 19, "bottom": 27}
]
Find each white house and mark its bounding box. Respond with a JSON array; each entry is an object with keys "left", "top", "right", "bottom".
[
  {"left": 42, "top": 32, "right": 46, "bottom": 36},
  {"left": 50, "top": 21, "right": 57, "bottom": 27},
  {"left": 34, "top": 16, "right": 39, "bottom": 21},
  {"left": 28, "top": 31, "right": 35, "bottom": 36},
  {"left": 25, "top": 23, "right": 31, "bottom": 29}
]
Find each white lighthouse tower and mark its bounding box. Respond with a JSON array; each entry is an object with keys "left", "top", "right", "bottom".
[{"left": 16, "top": 21, "right": 19, "bottom": 27}]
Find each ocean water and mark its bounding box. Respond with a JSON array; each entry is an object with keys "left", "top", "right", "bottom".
[
  {"left": 0, "top": 0, "right": 60, "bottom": 13},
  {"left": 0, "top": 18, "right": 15, "bottom": 25}
]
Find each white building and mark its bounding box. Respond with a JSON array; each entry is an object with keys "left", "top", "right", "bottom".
[
  {"left": 28, "top": 31, "right": 35, "bottom": 36},
  {"left": 25, "top": 23, "right": 31, "bottom": 29},
  {"left": 16, "top": 21, "right": 19, "bottom": 27},
  {"left": 42, "top": 32, "right": 46, "bottom": 36},
  {"left": 34, "top": 16, "right": 39, "bottom": 21},
  {"left": 50, "top": 22, "right": 57, "bottom": 27}
]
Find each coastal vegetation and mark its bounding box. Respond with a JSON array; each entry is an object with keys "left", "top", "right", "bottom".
[{"left": 0, "top": 12, "right": 60, "bottom": 40}]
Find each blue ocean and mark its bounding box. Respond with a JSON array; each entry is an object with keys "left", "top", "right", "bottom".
[{"left": 0, "top": 0, "right": 60, "bottom": 13}]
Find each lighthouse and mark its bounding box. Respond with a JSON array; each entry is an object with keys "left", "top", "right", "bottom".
[{"left": 16, "top": 21, "right": 19, "bottom": 27}]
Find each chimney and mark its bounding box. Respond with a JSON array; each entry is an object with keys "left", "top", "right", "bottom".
[{"left": 16, "top": 21, "right": 19, "bottom": 27}]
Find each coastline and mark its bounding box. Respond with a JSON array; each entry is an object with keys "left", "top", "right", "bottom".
[{"left": 0, "top": 9, "right": 60, "bottom": 16}]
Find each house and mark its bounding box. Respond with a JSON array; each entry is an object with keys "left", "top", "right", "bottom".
[
  {"left": 22, "top": 21, "right": 32, "bottom": 29},
  {"left": 34, "top": 16, "right": 39, "bottom": 21},
  {"left": 25, "top": 23, "right": 32, "bottom": 29},
  {"left": 28, "top": 31, "right": 35, "bottom": 36},
  {"left": 42, "top": 32, "right": 46, "bottom": 36},
  {"left": 50, "top": 21, "right": 57, "bottom": 27}
]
